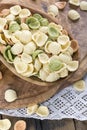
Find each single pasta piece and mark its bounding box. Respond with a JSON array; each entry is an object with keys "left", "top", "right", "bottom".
[
  {"left": 14, "top": 61, "right": 28, "bottom": 74},
  {"left": 36, "top": 106, "right": 49, "bottom": 117},
  {"left": 0, "top": 119, "right": 11, "bottom": 130},
  {"left": 69, "top": 0, "right": 80, "bottom": 6},
  {"left": 70, "top": 39, "right": 79, "bottom": 52},
  {"left": 14, "top": 120, "right": 26, "bottom": 130},
  {"left": 10, "top": 5, "right": 21, "bottom": 15},
  {"left": 38, "top": 53, "right": 49, "bottom": 64},
  {"left": 57, "top": 35, "right": 70, "bottom": 45},
  {"left": 46, "top": 72, "right": 60, "bottom": 82},
  {"left": 66, "top": 60, "right": 79, "bottom": 72},
  {"left": 5, "top": 89, "right": 18, "bottom": 102},
  {"left": 9, "top": 21, "right": 20, "bottom": 33},
  {"left": 19, "top": 8, "right": 31, "bottom": 18},
  {"left": 80, "top": 1, "right": 87, "bottom": 11},
  {"left": 21, "top": 53, "right": 32, "bottom": 64},
  {"left": 32, "top": 31, "right": 48, "bottom": 47},
  {"left": 55, "top": 2, "right": 66, "bottom": 10},
  {"left": 47, "top": 41, "right": 61, "bottom": 55},
  {"left": 68, "top": 10, "right": 80, "bottom": 21},
  {"left": 49, "top": 57, "right": 63, "bottom": 72},
  {"left": 59, "top": 68, "right": 68, "bottom": 78},
  {"left": 24, "top": 41, "right": 36, "bottom": 55},
  {"left": 11, "top": 43, "right": 23, "bottom": 55},
  {"left": 26, "top": 16, "right": 40, "bottom": 30},
  {"left": 73, "top": 80, "right": 86, "bottom": 91},
  {"left": 27, "top": 104, "right": 38, "bottom": 115},
  {"left": 48, "top": 5, "right": 59, "bottom": 16},
  {"left": 0, "top": 71, "right": 2, "bottom": 80}
]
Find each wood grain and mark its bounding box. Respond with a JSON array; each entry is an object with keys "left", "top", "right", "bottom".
[
  {"left": 0, "top": 0, "right": 87, "bottom": 109},
  {"left": 2, "top": 115, "right": 75, "bottom": 130}
]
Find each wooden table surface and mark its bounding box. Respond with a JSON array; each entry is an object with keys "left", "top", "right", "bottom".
[{"left": 0, "top": 0, "right": 87, "bottom": 129}]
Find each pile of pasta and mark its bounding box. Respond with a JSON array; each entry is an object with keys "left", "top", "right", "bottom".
[{"left": 0, "top": 5, "right": 79, "bottom": 82}]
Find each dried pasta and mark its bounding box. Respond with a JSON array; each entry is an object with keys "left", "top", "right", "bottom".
[
  {"left": 0, "top": 119, "right": 11, "bottom": 130},
  {"left": 36, "top": 106, "right": 49, "bottom": 117},
  {"left": 68, "top": 10, "right": 80, "bottom": 21},
  {"left": 48, "top": 5, "right": 59, "bottom": 16},
  {"left": 27, "top": 104, "right": 38, "bottom": 115},
  {"left": 80, "top": 1, "right": 87, "bottom": 11},
  {"left": 5, "top": 89, "right": 17, "bottom": 102},
  {"left": 69, "top": 0, "right": 80, "bottom": 6},
  {"left": 0, "top": 5, "right": 79, "bottom": 82},
  {"left": 73, "top": 80, "right": 86, "bottom": 91}
]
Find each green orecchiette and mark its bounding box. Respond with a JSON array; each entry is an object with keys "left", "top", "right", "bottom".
[
  {"left": 26, "top": 16, "right": 40, "bottom": 29},
  {"left": 49, "top": 58, "right": 63, "bottom": 72},
  {"left": 32, "top": 50, "right": 43, "bottom": 60}
]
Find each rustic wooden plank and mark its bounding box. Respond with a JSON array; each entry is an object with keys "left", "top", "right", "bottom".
[
  {"left": 40, "top": 119, "right": 75, "bottom": 130},
  {"left": 1, "top": 115, "right": 76, "bottom": 130},
  {"left": 74, "top": 120, "right": 87, "bottom": 130}
]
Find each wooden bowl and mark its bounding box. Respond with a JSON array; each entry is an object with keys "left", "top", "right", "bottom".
[{"left": 0, "top": 3, "right": 79, "bottom": 87}]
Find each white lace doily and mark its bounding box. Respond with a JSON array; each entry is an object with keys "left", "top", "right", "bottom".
[{"left": 0, "top": 75, "right": 87, "bottom": 120}]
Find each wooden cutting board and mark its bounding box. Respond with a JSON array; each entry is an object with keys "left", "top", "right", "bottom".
[{"left": 0, "top": 0, "right": 87, "bottom": 109}]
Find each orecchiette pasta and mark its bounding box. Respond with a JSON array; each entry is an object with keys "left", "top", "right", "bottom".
[
  {"left": 68, "top": 10, "right": 80, "bottom": 21},
  {"left": 5, "top": 89, "right": 17, "bottom": 102},
  {"left": 69, "top": 0, "right": 80, "bottom": 6},
  {"left": 27, "top": 104, "right": 38, "bottom": 115},
  {"left": 24, "top": 41, "right": 36, "bottom": 54},
  {"left": 73, "top": 80, "right": 86, "bottom": 91},
  {"left": 14, "top": 61, "right": 28, "bottom": 74},
  {"left": 36, "top": 106, "right": 49, "bottom": 117},
  {"left": 48, "top": 5, "right": 59, "bottom": 16},
  {"left": 66, "top": 60, "right": 79, "bottom": 72},
  {"left": 47, "top": 41, "right": 61, "bottom": 54},
  {"left": 19, "top": 8, "right": 31, "bottom": 18},
  {"left": 10, "top": 5, "right": 21, "bottom": 15},
  {"left": 14, "top": 120, "right": 26, "bottom": 130},
  {"left": 0, "top": 5, "right": 79, "bottom": 82},
  {"left": 21, "top": 53, "right": 32, "bottom": 64},
  {"left": 11, "top": 43, "right": 23, "bottom": 55},
  {"left": 57, "top": 35, "right": 70, "bottom": 45},
  {"left": 38, "top": 53, "right": 49, "bottom": 64},
  {"left": 80, "top": 1, "right": 87, "bottom": 11},
  {"left": 0, "top": 119, "right": 11, "bottom": 130},
  {"left": 32, "top": 31, "right": 48, "bottom": 47}
]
